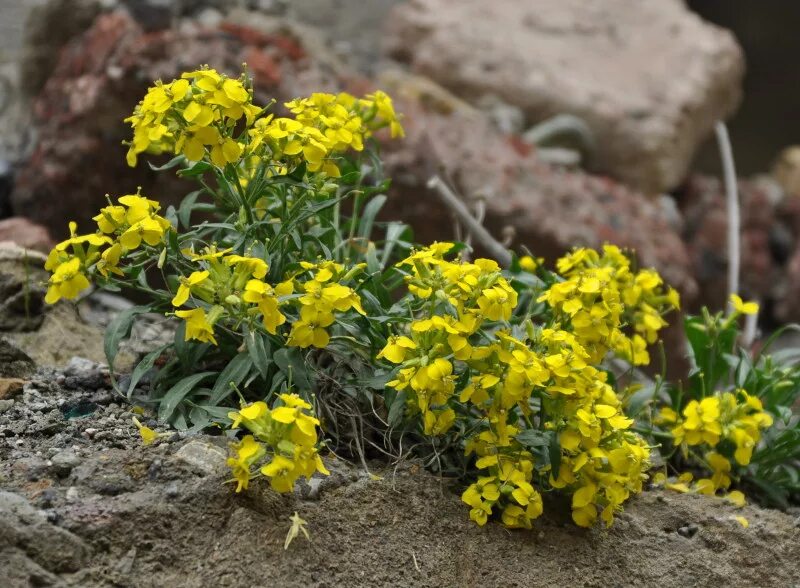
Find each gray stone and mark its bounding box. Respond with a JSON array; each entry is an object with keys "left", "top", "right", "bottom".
[
  {"left": 0, "top": 399, "right": 14, "bottom": 413},
  {"left": 64, "top": 357, "right": 102, "bottom": 378},
  {"left": 50, "top": 450, "right": 81, "bottom": 477},
  {"left": 386, "top": 0, "right": 745, "bottom": 193},
  {"left": 173, "top": 440, "right": 228, "bottom": 476},
  {"left": 0, "top": 338, "right": 35, "bottom": 378}
]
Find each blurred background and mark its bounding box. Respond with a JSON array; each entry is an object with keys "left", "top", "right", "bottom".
[{"left": 1, "top": 0, "right": 799, "bottom": 332}]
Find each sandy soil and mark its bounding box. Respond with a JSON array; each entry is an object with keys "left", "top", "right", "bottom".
[{"left": 1, "top": 363, "right": 799, "bottom": 588}]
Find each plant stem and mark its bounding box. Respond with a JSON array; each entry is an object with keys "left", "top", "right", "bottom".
[{"left": 427, "top": 175, "right": 512, "bottom": 268}]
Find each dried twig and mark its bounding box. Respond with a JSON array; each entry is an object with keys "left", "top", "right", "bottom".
[
  {"left": 716, "top": 122, "right": 759, "bottom": 346},
  {"left": 715, "top": 122, "right": 741, "bottom": 305},
  {"left": 427, "top": 175, "right": 512, "bottom": 267}
]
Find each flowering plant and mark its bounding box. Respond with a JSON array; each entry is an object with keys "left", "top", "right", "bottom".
[
  {"left": 634, "top": 295, "right": 800, "bottom": 509},
  {"left": 52, "top": 65, "right": 800, "bottom": 531}
]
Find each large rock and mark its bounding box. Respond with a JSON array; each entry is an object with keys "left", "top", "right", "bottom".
[
  {"left": 380, "top": 74, "right": 697, "bottom": 303},
  {"left": 385, "top": 0, "right": 744, "bottom": 193},
  {"left": 12, "top": 9, "right": 343, "bottom": 238},
  {"left": 0, "top": 218, "right": 53, "bottom": 253},
  {"left": 679, "top": 175, "right": 780, "bottom": 312}
]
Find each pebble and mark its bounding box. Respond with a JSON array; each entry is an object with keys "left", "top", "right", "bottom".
[
  {"left": 39, "top": 488, "right": 58, "bottom": 508},
  {"left": 0, "top": 399, "right": 13, "bottom": 413},
  {"left": 165, "top": 482, "right": 179, "bottom": 498},
  {"left": 50, "top": 450, "right": 81, "bottom": 477},
  {"left": 677, "top": 523, "right": 699, "bottom": 538},
  {"left": 84, "top": 428, "right": 98, "bottom": 438},
  {"left": 66, "top": 486, "right": 80, "bottom": 502}
]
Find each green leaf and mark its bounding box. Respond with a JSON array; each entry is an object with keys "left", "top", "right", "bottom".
[
  {"left": 245, "top": 329, "right": 272, "bottom": 380},
  {"left": 274, "top": 347, "right": 313, "bottom": 392},
  {"left": 515, "top": 429, "right": 550, "bottom": 448},
  {"left": 380, "top": 222, "right": 408, "bottom": 267},
  {"left": 208, "top": 353, "right": 253, "bottom": 405},
  {"left": 365, "top": 241, "right": 380, "bottom": 273},
  {"left": 178, "top": 190, "right": 203, "bottom": 229},
  {"left": 126, "top": 344, "right": 170, "bottom": 399},
  {"left": 158, "top": 371, "right": 216, "bottom": 423},
  {"left": 357, "top": 194, "right": 387, "bottom": 240},
  {"left": 178, "top": 160, "right": 212, "bottom": 177},
  {"left": 104, "top": 306, "right": 149, "bottom": 371},
  {"left": 148, "top": 155, "right": 184, "bottom": 171},
  {"left": 388, "top": 390, "right": 407, "bottom": 428}
]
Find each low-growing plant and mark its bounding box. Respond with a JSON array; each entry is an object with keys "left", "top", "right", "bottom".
[
  {"left": 43, "top": 64, "right": 797, "bottom": 531},
  {"left": 633, "top": 296, "right": 800, "bottom": 508}
]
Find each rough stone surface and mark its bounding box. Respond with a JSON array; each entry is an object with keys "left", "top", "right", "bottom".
[
  {"left": 773, "top": 145, "right": 800, "bottom": 199},
  {"left": 380, "top": 73, "right": 698, "bottom": 305},
  {"left": 0, "top": 243, "right": 48, "bottom": 332},
  {"left": 385, "top": 0, "right": 745, "bottom": 193},
  {"left": 0, "top": 338, "right": 35, "bottom": 378},
  {"left": 173, "top": 440, "right": 228, "bottom": 476},
  {"left": 0, "top": 217, "right": 53, "bottom": 253},
  {"left": 0, "top": 365, "right": 799, "bottom": 587},
  {"left": 679, "top": 175, "right": 780, "bottom": 312},
  {"left": 0, "top": 378, "right": 26, "bottom": 400},
  {"left": 18, "top": 0, "right": 103, "bottom": 99}
]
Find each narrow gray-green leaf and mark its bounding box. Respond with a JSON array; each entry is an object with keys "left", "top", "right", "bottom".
[{"left": 158, "top": 372, "right": 215, "bottom": 423}]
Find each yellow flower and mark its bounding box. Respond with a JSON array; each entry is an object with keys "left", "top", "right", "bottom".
[
  {"left": 175, "top": 307, "right": 218, "bottom": 345},
  {"left": 678, "top": 397, "right": 722, "bottom": 446},
  {"left": 45, "top": 257, "right": 91, "bottom": 303},
  {"left": 518, "top": 255, "right": 539, "bottom": 273},
  {"left": 261, "top": 455, "right": 297, "bottom": 493},
  {"left": 119, "top": 216, "right": 171, "bottom": 249},
  {"left": 172, "top": 270, "right": 211, "bottom": 307},
  {"left": 132, "top": 416, "right": 158, "bottom": 445},
  {"left": 377, "top": 336, "right": 417, "bottom": 363},
  {"left": 423, "top": 408, "right": 456, "bottom": 435},
  {"left": 730, "top": 293, "right": 759, "bottom": 316},
  {"left": 725, "top": 490, "right": 747, "bottom": 508},
  {"left": 227, "top": 435, "right": 266, "bottom": 492}
]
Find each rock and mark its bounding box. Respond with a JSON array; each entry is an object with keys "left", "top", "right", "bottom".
[
  {"left": 0, "top": 491, "right": 91, "bottom": 576},
  {"left": 65, "top": 356, "right": 102, "bottom": 377},
  {"left": 380, "top": 75, "right": 698, "bottom": 304},
  {"left": 0, "top": 160, "right": 12, "bottom": 219},
  {"left": 772, "top": 146, "right": 800, "bottom": 198},
  {"left": 0, "top": 218, "right": 53, "bottom": 253},
  {"left": 0, "top": 244, "right": 49, "bottom": 332},
  {"left": 0, "top": 491, "right": 41, "bottom": 521},
  {"left": 65, "top": 486, "right": 80, "bottom": 502},
  {"left": 385, "top": 0, "right": 744, "bottom": 193},
  {"left": 13, "top": 9, "right": 342, "bottom": 238},
  {"left": 677, "top": 523, "right": 700, "bottom": 538},
  {"left": 173, "top": 440, "right": 228, "bottom": 476},
  {"left": 0, "top": 378, "right": 27, "bottom": 400},
  {"left": 50, "top": 451, "right": 81, "bottom": 477},
  {"left": 0, "top": 338, "right": 35, "bottom": 378},
  {"left": 679, "top": 175, "right": 778, "bottom": 311},
  {"left": 63, "top": 357, "right": 108, "bottom": 389},
  {"left": 0, "top": 399, "right": 14, "bottom": 413},
  {"left": 18, "top": 0, "right": 104, "bottom": 99}
]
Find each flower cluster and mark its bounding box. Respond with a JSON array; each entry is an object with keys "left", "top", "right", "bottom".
[
  {"left": 168, "top": 250, "right": 365, "bottom": 350},
  {"left": 126, "top": 66, "right": 403, "bottom": 180},
  {"left": 227, "top": 393, "right": 329, "bottom": 493},
  {"left": 539, "top": 245, "right": 679, "bottom": 365},
  {"left": 658, "top": 389, "right": 773, "bottom": 497},
  {"left": 378, "top": 244, "right": 671, "bottom": 528},
  {"left": 125, "top": 68, "right": 258, "bottom": 167},
  {"left": 45, "top": 193, "right": 172, "bottom": 303}
]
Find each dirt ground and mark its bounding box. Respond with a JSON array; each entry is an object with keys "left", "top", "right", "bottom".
[{"left": 1, "top": 362, "right": 799, "bottom": 588}]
